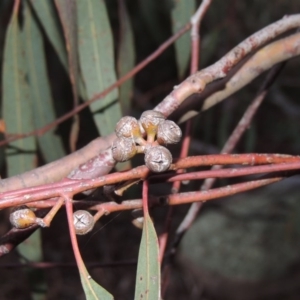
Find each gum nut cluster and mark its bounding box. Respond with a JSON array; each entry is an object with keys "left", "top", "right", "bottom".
[{"left": 112, "top": 110, "right": 182, "bottom": 173}]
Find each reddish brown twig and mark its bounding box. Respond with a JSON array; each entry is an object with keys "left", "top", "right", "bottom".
[
  {"left": 0, "top": 153, "right": 297, "bottom": 209},
  {"left": 171, "top": 62, "right": 286, "bottom": 252},
  {"left": 0, "top": 175, "right": 285, "bottom": 256},
  {"left": 3, "top": 152, "right": 295, "bottom": 205},
  {"left": 155, "top": 14, "right": 300, "bottom": 116}
]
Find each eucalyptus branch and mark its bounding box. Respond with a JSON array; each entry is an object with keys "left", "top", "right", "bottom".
[
  {"left": 202, "top": 32, "right": 300, "bottom": 111},
  {"left": 0, "top": 134, "right": 116, "bottom": 193},
  {"left": 171, "top": 62, "right": 287, "bottom": 253},
  {"left": 0, "top": 173, "right": 289, "bottom": 257},
  {"left": 155, "top": 14, "right": 300, "bottom": 117},
  {"left": 0, "top": 153, "right": 299, "bottom": 209},
  {"left": 1, "top": 16, "right": 299, "bottom": 196}
]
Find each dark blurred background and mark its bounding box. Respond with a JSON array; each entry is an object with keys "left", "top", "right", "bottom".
[{"left": 0, "top": 0, "right": 300, "bottom": 299}]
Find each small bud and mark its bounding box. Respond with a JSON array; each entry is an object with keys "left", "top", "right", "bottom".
[
  {"left": 10, "top": 206, "right": 37, "bottom": 229},
  {"left": 157, "top": 120, "right": 182, "bottom": 145},
  {"left": 115, "top": 116, "right": 142, "bottom": 142},
  {"left": 139, "top": 110, "right": 166, "bottom": 142},
  {"left": 132, "top": 217, "right": 144, "bottom": 229},
  {"left": 73, "top": 210, "right": 95, "bottom": 235},
  {"left": 112, "top": 137, "right": 137, "bottom": 162},
  {"left": 144, "top": 146, "right": 172, "bottom": 172}
]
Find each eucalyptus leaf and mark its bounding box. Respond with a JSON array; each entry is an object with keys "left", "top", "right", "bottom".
[
  {"left": 117, "top": 0, "right": 135, "bottom": 115},
  {"left": 79, "top": 264, "right": 114, "bottom": 300},
  {"left": 54, "top": 0, "right": 79, "bottom": 102},
  {"left": 29, "top": 0, "right": 68, "bottom": 69},
  {"left": 134, "top": 214, "right": 161, "bottom": 300},
  {"left": 54, "top": 0, "right": 80, "bottom": 151},
  {"left": 3, "top": 9, "right": 44, "bottom": 299},
  {"left": 2, "top": 9, "right": 36, "bottom": 176},
  {"left": 30, "top": 0, "right": 87, "bottom": 102},
  {"left": 77, "top": 0, "right": 122, "bottom": 136},
  {"left": 171, "top": 0, "right": 196, "bottom": 78},
  {"left": 24, "top": 3, "right": 65, "bottom": 162}
]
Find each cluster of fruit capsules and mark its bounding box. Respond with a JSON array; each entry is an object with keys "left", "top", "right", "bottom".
[{"left": 112, "top": 110, "right": 182, "bottom": 172}]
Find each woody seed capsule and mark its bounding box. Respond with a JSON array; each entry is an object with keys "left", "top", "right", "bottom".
[
  {"left": 10, "top": 206, "right": 37, "bottom": 229},
  {"left": 115, "top": 116, "right": 142, "bottom": 141},
  {"left": 139, "top": 110, "right": 166, "bottom": 141},
  {"left": 73, "top": 210, "right": 95, "bottom": 235},
  {"left": 157, "top": 120, "right": 182, "bottom": 145},
  {"left": 144, "top": 146, "right": 172, "bottom": 173},
  {"left": 112, "top": 137, "right": 137, "bottom": 162}
]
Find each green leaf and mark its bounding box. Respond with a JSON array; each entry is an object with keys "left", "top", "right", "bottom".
[
  {"left": 134, "top": 214, "right": 161, "bottom": 300},
  {"left": 117, "top": 0, "right": 135, "bottom": 115},
  {"left": 3, "top": 11, "right": 44, "bottom": 298},
  {"left": 29, "top": 0, "right": 87, "bottom": 102},
  {"left": 171, "top": 0, "right": 196, "bottom": 79},
  {"left": 29, "top": 0, "right": 68, "bottom": 70},
  {"left": 2, "top": 9, "right": 36, "bottom": 176},
  {"left": 79, "top": 264, "right": 114, "bottom": 300},
  {"left": 24, "top": 3, "right": 65, "bottom": 163},
  {"left": 54, "top": 0, "right": 80, "bottom": 150},
  {"left": 54, "top": 0, "right": 79, "bottom": 102},
  {"left": 77, "top": 0, "right": 122, "bottom": 136}
]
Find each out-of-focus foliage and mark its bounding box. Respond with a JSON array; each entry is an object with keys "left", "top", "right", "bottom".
[
  {"left": 171, "top": 0, "right": 196, "bottom": 78},
  {"left": 0, "top": 0, "right": 299, "bottom": 299}
]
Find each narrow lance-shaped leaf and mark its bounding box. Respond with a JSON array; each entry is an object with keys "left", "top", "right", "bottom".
[
  {"left": 54, "top": 0, "right": 80, "bottom": 151},
  {"left": 77, "top": 0, "right": 122, "bottom": 137},
  {"left": 171, "top": 0, "right": 196, "bottom": 79},
  {"left": 134, "top": 214, "right": 161, "bottom": 300},
  {"left": 29, "top": 0, "right": 68, "bottom": 70},
  {"left": 54, "top": 0, "right": 79, "bottom": 106},
  {"left": 29, "top": 0, "right": 88, "bottom": 102},
  {"left": 117, "top": 0, "right": 135, "bottom": 115},
  {"left": 2, "top": 7, "right": 36, "bottom": 176},
  {"left": 79, "top": 263, "right": 114, "bottom": 300},
  {"left": 3, "top": 9, "right": 44, "bottom": 299},
  {"left": 24, "top": 3, "right": 65, "bottom": 162},
  {"left": 115, "top": 0, "right": 135, "bottom": 171}
]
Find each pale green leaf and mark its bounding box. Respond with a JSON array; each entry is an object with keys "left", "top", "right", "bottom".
[
  {"left": 3, "top": 11, "right": 44, "bottom": 297},
  {"left": 79, "top": 264, "right": 114, "bottom": 300},
  {"left": 117, "top": 0, "right": 135, "bottom": 115},
  {"left": 54, "top": 0, "right": 78, "bottom": 101},
  {"left": 29, "top": 0, "right": 68, "bottom": 70},
  {"left": 77, "top": 0, "right": 122, "bottom": 136},
  {"left": 2, "top": 11, "right": 36, "bottom": 176},
  {"left": 29, "top": 0, "right": 87, "bottom": 102},
  {"left": 171, "top": 0, "right": 196, "bottom": 78},
  {"left": 54, "top": 0, "right": 80, "bottom": 150},
  {"left": 18, "top": 229, "right": 42, "bottom": 262},
  {"left": 134, "top": 214, "right": 161, "bottom": 300},
  {"left": 24, "top": 4, "right": 65, "bottom": 162}
]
